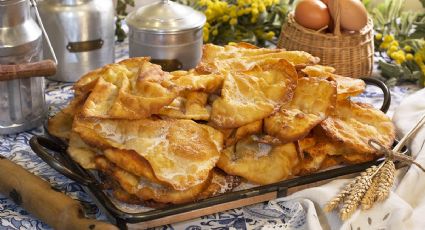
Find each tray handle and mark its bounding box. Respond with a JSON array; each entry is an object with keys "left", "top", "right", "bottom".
[
  {"left": 29, "top": 136, "right": 95, "bottom": 186},
  {"left": 361, "top": 77, "right": 391, "bottom": 113}
]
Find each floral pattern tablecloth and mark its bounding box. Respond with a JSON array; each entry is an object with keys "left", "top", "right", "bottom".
[{"left": 0, "top": 42, "right": 420, "bottom": 229}]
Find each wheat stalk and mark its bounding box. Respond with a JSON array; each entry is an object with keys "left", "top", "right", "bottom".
[
  {"left": 324, "top": 176, "right": 358, "bottom": 212},
  {"left": 324, "top": 165, "right": 378, "bottom": 213},
  {"left": 340, "top": 173, "right": 373, "bottom": 220},
  {"left": 360, "top": 171, "right": 380, "bottom": 210},
  {"left": 376, "top": 160, "right": 396, "bottom": 202}
]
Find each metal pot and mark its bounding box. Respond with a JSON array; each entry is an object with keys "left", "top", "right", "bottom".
[
  {"left": 126, "top": 0, "right": 206, "bottom": 71},
  {"left": 37, "top": 0, "right": 115, "bottom": 82},
  {"left": 0, "top": 0, "right": 56, "bottom": 135}
]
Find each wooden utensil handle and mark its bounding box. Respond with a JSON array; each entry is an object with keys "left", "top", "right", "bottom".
[
  {"left": 0, "top": 60, "right": 57, "bottom": 81},
  {"left": 0, "top": 157, "right": 118, "bottom": 230}
]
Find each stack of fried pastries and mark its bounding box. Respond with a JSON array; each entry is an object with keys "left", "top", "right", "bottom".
[{"left": 48, "top": 42, "right": 395, "bottom": 206}]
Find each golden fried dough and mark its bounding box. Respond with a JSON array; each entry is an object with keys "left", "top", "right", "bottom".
[
  {"left": 320, "top": 100, "right": 395, "bottom": 154},
  {"left": 73, "top": 67, "right": 103, "bottom": 96},
  {"left": 197, "top": 43, "right": 319, "bottom": 73},
  {"left": 158, "top": 91, "right": 211, "bottom": 120},
  {"left": 265, "top": 77, "right": 336, "bottom": 143},
  {"left": 290, "top": 77, "right": 336, "bottom": 115},
  {"left": 297, "top": 125, "right": 386, "bottom": 173},
  {"left": 297, "top": 150, "right": 328, "bottom": 175},
  {"left": 211, "top": 59, "right": 298, "bottom": 128},
  {"left": 48, "top": 111, "right": 74, "bottom": 140},
  {"left": 254, "top": 135, "right": 283, "bottom": 146},
  {"left": 197, "top": 169, "right": 241, "bottom": 200},
  {"left": 217, "top": 135, "right": 300, "bottom": 184},
  {"left": 67, "top": 132, "right": 97, "bottom": 169},
  {"left": 103, "top": 148, "right": 164, "bottom": 185},
  {"left": 199, "top": 124, "right": 224, "bottom": 153},
  {"left": 265, "top": 109, "right": 324, "bottom": 143},
  {"left": 74, "top": 57, "right": 152, "bottom": 94},
  {"left": 296, "top": 134, "right": 338, "bottom": 174},
  {"left": 222, "top": 120, "right": 263, "bottom": 147},
  {"left": 301, "top": 65, "right": 365, "bottom": 101},
  {"left": 73, "top": 117, "right": 220, "bottom": 191},
  {"left": 170, "top": 70, "right": 224, "bottom": 93},
  {"left": 341, "top": 153, "right": 376, "bottom": 164},
  {"left": 81, "top": 58, "right": 179, "bottom": 119},
  {"left": 95, "top": 156, "right": 210, "bottom": 204},
  {"left": 47, "top": 94, "right": 87, "bottom": 140},
  {"left": 46, "top": 49, "right": 398, "bottom": 207},
  {"left": 299, "top": 65, "right": 335, "bottom": 77},
  {"left": 331, "top": 75, "right": 366, "bottom": 101},
  {"left": 112, "top": 187, "right": 145, "bottom": 205}
]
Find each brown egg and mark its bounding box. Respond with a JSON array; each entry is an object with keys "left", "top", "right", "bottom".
[
  {"left": 294, "top": 0, "right": 330, "bottom": 30},
  {"left": 321, "top": 0, "right": 330, "bottom": 5},
  {"left": 330, "top": 0, "right": 368, "bottom": 31}
]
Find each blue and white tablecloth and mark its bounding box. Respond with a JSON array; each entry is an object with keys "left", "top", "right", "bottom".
[{"left": 0, "top": 42, "right": 421, "bottom": 229}]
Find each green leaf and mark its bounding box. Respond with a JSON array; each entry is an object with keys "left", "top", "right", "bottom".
[
  {"left": 411, "top": 21, "right": 425, "bottom": 39},
  {"left": 421, "top": 0, "right": 425, "bottom": 8},
  {"left": 379, "top": 60, "right": 404, "bottom": 79}
]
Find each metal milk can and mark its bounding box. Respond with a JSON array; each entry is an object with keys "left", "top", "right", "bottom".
[
  {"left": 37, "top": 0, "right": 115, "bottom": 82},
  {"left": 0, "top": 0, "right": 57, "bottom": 135},
  {"left": 126, "top": 0, "right": 206, "bottom": 71}
]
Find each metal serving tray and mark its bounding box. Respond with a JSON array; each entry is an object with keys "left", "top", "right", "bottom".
[{"left": 29, "top": 77, "right": 403, "bottom": 229}]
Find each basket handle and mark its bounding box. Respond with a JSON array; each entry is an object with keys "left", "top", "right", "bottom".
[{"left": 329, "top": 0, "right": 342, "bottom": 36}]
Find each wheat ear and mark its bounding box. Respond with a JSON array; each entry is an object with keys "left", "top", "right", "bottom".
[
  {"left": 339, "top": 166, "right": 379, "bottom": 220},
  {"left": 324, "top": 165, "right": 378, "bottom": 213},
  {"left": 360, "top": 171, "right": 380, "bottom": 210},
  {"left": 375, "top": 160, "right": 396, "bottom": 202}
]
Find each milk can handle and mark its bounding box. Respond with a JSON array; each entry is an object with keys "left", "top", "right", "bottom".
[{"left": 0, "top": 0, "right": 57, "bottom": 81}]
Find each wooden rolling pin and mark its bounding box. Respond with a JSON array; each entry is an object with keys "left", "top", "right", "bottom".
[
  {"left": 0, "top": 60, "right": 57, "bottom": 81},
  {"left": 0, "top": 156, "right": 118, "bottom": 230}
]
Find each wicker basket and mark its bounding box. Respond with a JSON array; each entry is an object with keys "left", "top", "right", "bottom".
[{"left": 278, "top": 9, "right": 374, "bottom": 78}]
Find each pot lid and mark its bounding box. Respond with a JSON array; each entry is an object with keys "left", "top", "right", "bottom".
[{"left": 126, "top": 0, "right": 206, "bottom": 33}]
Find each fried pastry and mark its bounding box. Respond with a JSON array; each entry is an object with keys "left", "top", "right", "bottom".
[
  {"left": 67, "top": 132, "right": 97, "bottom": 169},
  {"left": 320, "top": 100, "right": 395, "bottom": 154},
  {"left": 299, "top": 65, "right": 336, "bottom": 76},
  {"left": 210, "top": 59, "right": 298, "bottom": 128},
  {"left": 331, "top": 75, "right": 366, "bottom": 101},
  {"left": 199, "top": 124, "right": 224, "bottom": 153},
  {"left": 170, "top": 69, "right": 224, "bottom": 93},
  {"left": 297, "top": 124, "right": 387, "bottom": 174},
  {"left": 46, "top": 47, "right": 398, "bottom": 207},
  {"left": 217, "top": 135, "right": 300, "bottom": 184},
  {"left": 196, "top": 168, "right": 241, "bottom": 200},
  {"left": 103, "top": 148, "right": 164, "bottom": 185},
  {"left": 197, "top": 43, "right": 319, "bottom": 73},
  {"left": 296, "top": 134, "right": 341, "bottom": 174},
  {"left": 73, "top": 66, "right": 104, "bottom": 96},
  {"left": 47, "top": 94, "right": 86, "bottom": 140},
  {"left": 112, "top": 187, "right": 145, "bottom": 205},
  {"left": 222, "top": 120, "right": 263, "bottom": 147},
  {"left": 264, "top": 77, "right": 336, "bottom": 143},
  {"left": 301, "top": 65, "right": 366, "bottom": 101},
  {"left": 81, "top": 57, "right": 179, "bottom": 119},
  {"left": 95, "top": 156, "right": 210, "bottom": 204},
  {"left": 73, "top": 117, "right": 221, "bottom": 191},
  {"left": 158, "top": 91, "right": 211, "bottom": 120}
]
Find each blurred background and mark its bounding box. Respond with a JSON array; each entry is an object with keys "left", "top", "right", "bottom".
[{"left": 112, "top": 0, "right": 424, "bottom": 11}]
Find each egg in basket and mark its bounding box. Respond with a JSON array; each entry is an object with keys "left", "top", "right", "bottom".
[{"left": 47, "top": 43, "right": 395, "bottom": 207}]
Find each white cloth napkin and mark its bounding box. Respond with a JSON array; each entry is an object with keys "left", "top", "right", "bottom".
[{"left": 275, "top": 88, "right": 425, "bottom": 230}]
